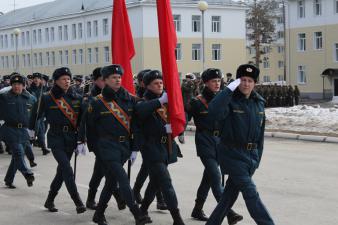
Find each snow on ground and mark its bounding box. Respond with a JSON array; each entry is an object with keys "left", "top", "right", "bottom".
[{"left": 265, "top": 105, "right": 338, "bottom": 136}]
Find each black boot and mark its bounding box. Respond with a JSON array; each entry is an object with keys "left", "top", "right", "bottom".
[
  {"left": 41, "top": 145, "right": 50, "bottom": 155},
  {"left": 133, "top": 187, "right": 143, "bottom": 204},
  {"left": 44, "top": 191, "right": 58, "bottom": 212},
  {"left": 5, "top": 182, "right": 16, "bottom": 189},
  {"left": 170, "top": 208, "right": 185, "bottom": 225},
  {"left": 72, "top": 193, "right": 86, "bottom": 214},
  {"left": 24, "top": 173, "right": 35, "bottom": 187},
  {"left": 93, "top": 204, "right": 108, "bottom": 225},
  {"left": 112, "top": 190, "right": 126, "bottom": 210},
  {"left": 86, "top": 189, "right": 97, "bottom": 210},
  {"left": 0, "top": 142, "right": 4, "bottom": 154},
  {"left": 130, "top": 204, "right": 152, "bottom": 225},
  {"left": 156, "top": 191, "right": 168, "bottom": 210},
  {"left": 139, "top": 203, "right": 153, "bottom": 224},
  {"left": 29, "top": 160, "right": 37, "bottom": 168},
  {"left": 227, "top": 209, "right": 243, "bottom": 225},
  {"left": 5, "top": 145, "right": 11, "bottom": 155},
  {"left": 191, "top": 199, "right": 208, "bottom": 221}
]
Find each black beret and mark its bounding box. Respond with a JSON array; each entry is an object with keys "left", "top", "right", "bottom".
[
  {"left": 137, "top": 69, "right": 151, "bottom": 83},
  {"left": 85, "top": 75, "right": 91, "bottom": 81},
  {"left": 53, "top": 67, "right": 72, "bottom": 80},
  {"left": 143, "top": 70, "right": 163, "bottom": 86},
  {"left": 236, "top": 64, "right": 259, "bottom": 82},
  {"left": 226, "top": 73, "right": 232, "bottom": 77},
  {"left": 201, "top": 68, "right": 222, "bottom": 83},
  {"left": 32, "top": 72, "right": 42, "bottom": 79},
  {"left": 74, "top": 75, "right": 83, "bottom": 82},
  {"left": 27, "top": 74, "right": 33, "bottom": 79},
  {"left": 3, "top": 75, "right": 11, "bottom": 80},
  {"left": 10, "top": 74, "right": 25, "bottom": 85},
  {"left": 42, "top": 74, "right": 50, "bottom": 82},
  {"left": 92, "top": 67, "right": 102, "bottom": 80},
  {"left": 101, "top": 64, "right": 124, "bottom": 79}
]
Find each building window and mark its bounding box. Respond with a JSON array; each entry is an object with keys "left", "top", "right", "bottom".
[
  {"left": 11, "top": 55, "right": 15, "bottom": 68},
  {"left": 314, "top": 31, "right": 323, "bottom": 50},
  {"left": 263, "top": 75, "right": 270, "bottom": 82},
  {"left": 103, "top": 18, "right": 109, "bottom": 35},
  {"left": 78, "top": 23, "right": 83, "bottom": 39},
  {"left": 336, "top": 0, "right": 338, "bottom": 14},
  {"left": 38, "top": 29, "right": 42, "bottom": 44},
  {"left": 27, "top": 54, "right": 31, "bottom": 67},
  {"left": 173, "top": 15, "right": 181, "bottom": 32},
  {"left": 313, "top": 0, "right": 322, "bottom": 16},
  {"left": 51, "top": 27, "right": 55, "bottom": 42},
  {"left": 39, "top": 52, "right": 43, "bottom": 66},
  {"left": 59, "top": 50, "right": 63, "bottom": 65},
  {"left": 262, "top": 46, "right": 270, "bottom": 53},
  {"left": 58, "top": 26, "right": 63, "bottom": 41},
  {"left": 0, "top": 56, "right": 4, "bottom": 68},
  {"left": 277, "top": 46, "right": 285, "bottom": 53},
  {"left": 51, "top": 51, "right": 55, "bottom": 66},
  {"left": 10, "top": 34, "right": 14, "bottom": 48},
  {"left": 4, "top": 35, "right": 8, "bottom": 48},
  {"left": 72, "top": 49, "right": 77, "bottom": 64},
  {"left": 79, "top": 49, "right": 83, "bottom": 64},
  {"left": 278, "top": 75, "right": 284, "bottom": 81},
  {"left": 175, "top": 43, "right": 182, "bottom": 61},
  {"left": 21, "top": 32, "right": 25, "bottom": 46},
  {"left": 334, "top": 43, "right": 338, "bottom": 62},
  {"left": 192, "top": 44, "right": 201, "bottom": 61},
  {"left": 93, "top": 20, "right": 98, "bottom": 37},
  {"left": 22, "top": 54, "right": 26, "bottom": 67},
  {"left": 46, "top": 52, "right": 50, "bottom": 66},
  {"left": 34, "top": 53, "right": 38, "bottom": 66},
  {"left": 211, "top": 16, "right": 221, "bottom": 33},
  {"left": 5, "top": 56, "right": 9, "bottom": 68},
  {"left": 45, "top": 28, "right": 49, "bottom": 43},
  {"left": 298, "top": 33, "right": 306, "bottom": 51},
  {"left": 64, "top": 25, "right": 68, "bottom": 41},
  {"left": 277, "top": 31, "right": 284, "bottom": 39},
  {"left": 64, "top": 50, "right": 69, "bottom": 65},
  {"left": 26, "top": 31, "right": 30, "bottom": 45},
  {"left": 297, "top": 65, "right": 307, "bottom": 84},
  {"left": 277, "top": 16, "right": 284, "bottom": 24},
  {"left": 212, "top": 44, "right": 221, "bottom": 61},
  {"left": 0, "top": 35, "right": 3, "bottom": 49},
  {"left": 87, "top": 21, "right": 92, "bottom": 38},
  {"left": 72, "top": 24, "right": 77, "bottom": 40},
  {"left": 94, "top": 47, "right": 99, "bottom": 63},
  {"left": 278, "top": 60, "right": 284, "bottom": 68},
  {"left": 263, "top": 60, "right": 270, "bottom": 68},
  {"left": 298, "top": 0, "right": 305, "bottom": 18},
  {"left": 88, "top": 48, "right": 92, "bottom": 64},
  {"left": 104, "top": 46, "right": 110, "bottom": 63},
  {"left": 33, "top": 30, "right": 37, "bottom": 44},
  {"left": 192, "top": 15, "right": 201, "bottom": 32}
]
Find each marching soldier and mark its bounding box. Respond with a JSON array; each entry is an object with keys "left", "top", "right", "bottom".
[
  {"left": 181, "top": 73, "right": 196, "bottom": 111},
  {"left": 85, "top": 67, "right": 126, "bottom": 211},
  {"left": 287, "top": 85, "right": 294, "bottom": 106},
  {"left": 1, "top": 74, "right": 35, "bottom": 188},
  {"left": 187, "top": 68, "right": 243, "bottom": 224},
  {"left": 85, "top": 65, "right": 149, "bottom": 225},
  {"left": 226, "top": 73, "right": 235, "bottom": 85},
  {"left": 206, "top": 64, "right": 275, "bottom": 225},
  {"left": 136, "top": 70, "right": 185, "bottom": 225},
  {"left": 73, "top": 75, "right": 84, "bottom": 96},
  {"left": 29, "top": 67, "right": 86, "bottom": 214},
  {"left": 294, "top": 85, "right": 300, "bottom": 105},
  {"left": 27, "top": 72, "right": 50, "bottom": 155}
]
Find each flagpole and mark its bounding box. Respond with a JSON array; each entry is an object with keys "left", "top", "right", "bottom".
[{"left": 166, "top": 105, "right": 173, "bottom": 155}]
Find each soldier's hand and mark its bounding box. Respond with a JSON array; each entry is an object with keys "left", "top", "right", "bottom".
[
  {"left": 159, "top": 92, "right": 168, "bottom": 105},
  {"left": 165, "top": 124, "right": 172, "bottom": 134},
  {"left": 178, "top": 133, "right": 185, "bottom": 144},
  {"left": 227, "top": 78, "right": 241, "bottom": 92},
  {"left": 75, "top": 142, "right": 86, "bottom": 155},
  {"left": 130, "top": 151, "right": 138, "bottom": 166},
  {"left": 27, "top": 129, "right": 35, "bottom": 140}
]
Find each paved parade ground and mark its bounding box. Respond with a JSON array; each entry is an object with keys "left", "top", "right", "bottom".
[{"left": 0, "top": 134, "right": 337, "bottom": 225}]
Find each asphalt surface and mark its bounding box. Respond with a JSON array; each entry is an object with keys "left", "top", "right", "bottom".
[{"left": 0, "top": 135, "right": 337, "bottom": 225}]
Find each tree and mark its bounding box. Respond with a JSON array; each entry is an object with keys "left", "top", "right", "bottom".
[{"left": 246, "top": 0, "right": 277, "bottom": 69}]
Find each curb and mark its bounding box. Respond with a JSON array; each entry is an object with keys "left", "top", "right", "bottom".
[{"left": 185, "top": 125, "right": 338, "bottom": 144}]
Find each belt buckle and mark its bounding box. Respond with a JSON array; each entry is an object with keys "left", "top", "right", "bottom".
[
  {"left": 63, "top": 126, "right": 69, "bottom": 132},
  {"left": 213, "top": 130, "right": 220, "bottom": 137},
  {"left": 119, "top": 136, "right": 126, "bottom": 143},
  {"left": 161, "top": 136, "right": 167, "bottom": 144},
  {"left": 17, "top": 123, "right": 23, "bottom": 128},
  {"left": 247, "top": 143, "right": 253, "bottom": 150}
]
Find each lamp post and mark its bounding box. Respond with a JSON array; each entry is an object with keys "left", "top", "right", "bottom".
[
  {"left": 13, "top": 28, "right": 21, "bottom": 72},
  {"left": 198, "top": 1, "right": 208, "bottom": 72}
]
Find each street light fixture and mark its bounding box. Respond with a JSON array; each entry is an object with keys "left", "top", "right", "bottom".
[
  {"left": 198, "top": 1, "right": 208, "bottom": 72},
  {"left": 13, "top": 28, "right": 21, "bottom": 72}
]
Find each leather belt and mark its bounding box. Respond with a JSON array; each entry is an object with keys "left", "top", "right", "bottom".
[
  {"left": 50, "top": 125, "right": 76, "bottom": 132},
  {"left": 101, "top": 134, "right": 130, "bottom": 143},
  {"left": 4, "top": 122, "right": 27, "bottom": 129},
  {"left": 196, "top": 128, "right": 220, "bottom": 137},
  {"left": 225, "top": 142, "right": 258, "bottom": 151}
]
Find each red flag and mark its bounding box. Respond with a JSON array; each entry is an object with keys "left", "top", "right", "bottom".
[
  {"left": 156, "top": 0, "right": 186, "bottom": 138},
  {"left": 112, "top": 0, "right": 135, "bottom": 94}
]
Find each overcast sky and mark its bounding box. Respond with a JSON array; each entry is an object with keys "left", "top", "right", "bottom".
[{"left": 0, "top": 0, "right": 55, "bottom": 13}]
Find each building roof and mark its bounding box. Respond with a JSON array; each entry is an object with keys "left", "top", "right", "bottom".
[{"left": 0, "top": 0, "right": 243, "bottom": 29}]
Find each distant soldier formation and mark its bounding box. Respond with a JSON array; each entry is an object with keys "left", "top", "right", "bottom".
[{"left": 0, "top": 64, "right": 278, "bottom": 225}]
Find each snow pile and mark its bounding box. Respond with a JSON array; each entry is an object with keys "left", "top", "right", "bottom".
[{"left": 265, "top": 105, "right": 338, "bottom": 135}]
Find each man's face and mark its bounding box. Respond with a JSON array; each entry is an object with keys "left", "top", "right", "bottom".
[
  {"left": 33, "top": 77, "right": 41, "bottom": 86},
  {"left": 4, "top": 79, "right": 10, "bottom": 85},
  {"left": 238, "top": 76, "right": 255, "bottom": 97},
  {"left": 55, "top": 75, "right": 71, "bottom": 92},
  {"left": 147, "top": 79, "right": 163, "bottom": 96},
  {"left": 75, "top": 80, "right": 82, "bottom": 86},
  {"left": 105, "top": 74, "right": 121, "bottom": 91},
  {"left": 12, "top": 83, "right": 24, "bottom": 95},
  {"left": 205, "top": 78, "right": 221, "bottom": 93},
  {"left": 94, "top": 77, "right": 105, "bottom": 89}
]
